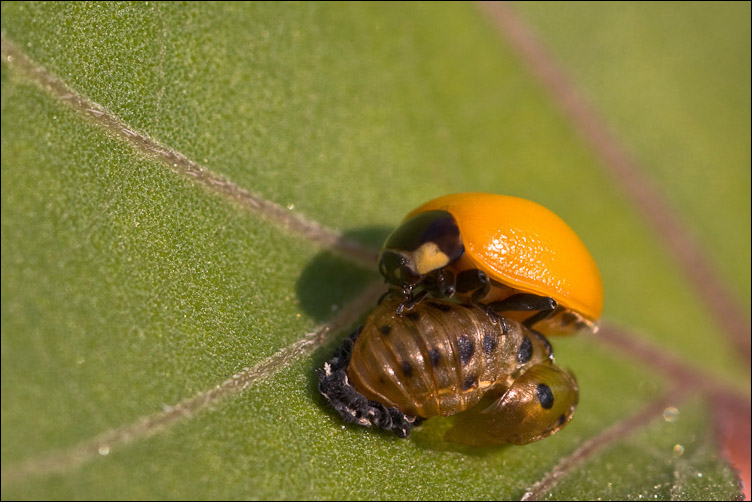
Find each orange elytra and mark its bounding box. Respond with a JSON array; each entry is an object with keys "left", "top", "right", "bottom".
[{"left": 378, "top": 193, "right": 603, "bottom": 334}]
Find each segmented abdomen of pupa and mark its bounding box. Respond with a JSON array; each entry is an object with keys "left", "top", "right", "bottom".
[{"left": 346, "top": 298, "right": 553, "bottom": 418}]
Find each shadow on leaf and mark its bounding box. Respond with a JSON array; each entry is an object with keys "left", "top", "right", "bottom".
[{"left": 294, "top": 225, "right": 390, "bottom": 323}]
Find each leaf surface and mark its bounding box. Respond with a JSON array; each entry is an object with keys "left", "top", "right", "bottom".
[{"left": 1, "top": 2, "right": 748, "bottom": 499}]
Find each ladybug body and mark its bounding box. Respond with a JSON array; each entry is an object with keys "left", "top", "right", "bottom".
[
  {"left": 378, "top": 193, "right": 603, "bottom": 335},
  {"left": 318, "top": 296, "right": 579, "bottom": 445}
]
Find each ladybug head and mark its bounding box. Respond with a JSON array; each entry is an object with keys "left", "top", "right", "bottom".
[
  {"left": 378, "top": 210, "right": 464, "bottom": 292},
  {"left": 378, "top": 249, "right": 423, "bottom": 291}
]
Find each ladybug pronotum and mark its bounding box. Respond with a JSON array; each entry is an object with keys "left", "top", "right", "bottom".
[
  {"left": 318, "top": 296, "right": 579, "bottom": 445},
  {"left": 378, "top": 193, "right": 603, "bottom": 335}
]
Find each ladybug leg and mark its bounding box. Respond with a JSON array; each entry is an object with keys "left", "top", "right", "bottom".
[
  {"left": 488, "top": 294, "right": 557, "bottom": 329},
  {"left": 423, "top": 269, "right": 456, "bottom": 299},
  {"left": 523, "top": 307, "right": 558, "bottom": 329},
  {"left": 396, "top": 289, "right": 428, "bottom": 315},
  {"left": 395, "top": 269, "right": 455, "bottom": 314},
  {"left": 389, "top": 283, "right": 419, "bottom": 315},
  {"left": 479, "top": 304, "right": 508, "bottom": 327},
  {"left": 455, "top": 269, "right": 491, "bottom": 303}
]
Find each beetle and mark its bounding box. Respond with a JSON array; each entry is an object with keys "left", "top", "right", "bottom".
[
  {"left": 378, "top": 193, "right": 603, "bottom": 335},
  {"left": 317, "top": 295, "right": 578, "bottom": 445}
]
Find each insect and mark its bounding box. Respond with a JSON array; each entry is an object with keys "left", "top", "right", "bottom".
[
  {"left": 318, "top": 296, "right": 578, "bottom": 445},
  {"left": 378, "top": 193, "right": 603, "bottom": 335}
]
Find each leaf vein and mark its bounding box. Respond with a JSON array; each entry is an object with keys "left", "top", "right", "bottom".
[
  {"left": 0, "top": 35, "right": 378, "bottom": 269},
  {"left": 0, "top": 282, "right": 385, "bottom": 485},
  {"left": 477, "top": 0, "right": 750, "bottom": 365}
]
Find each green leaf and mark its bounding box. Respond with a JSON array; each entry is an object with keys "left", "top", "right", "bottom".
[
  {"left": 2, "top": 2, "right": 748, "bottom": 499},
  {"left": 538, "top": 398, "right": 743, "bottom": 501}
]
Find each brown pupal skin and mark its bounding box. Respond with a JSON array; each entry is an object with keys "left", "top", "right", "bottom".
[
  {"left": 444, "top": 362, "right": 579, "bottom": 446},
  {"left": 345, "top": 297, "right": 577, "bottom": 447}
]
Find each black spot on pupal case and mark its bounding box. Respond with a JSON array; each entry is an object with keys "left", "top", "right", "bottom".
[
  {"left": 428, "top": 348, "right": 441, "bottom": 366},
  {"left": 517, "top": 336, "right": 533, "bottom": 364},
  {"left": 482, "top": 334, "right": 498, "bottom": 354},
  {"left": 537, "top": 383, "right": 554, "bottom": 409},
  {"left": 458, "top": 335, "right": 474, "bottom": 366},
  {"left": 462, "top": 375, "right": 478, "bottom": 391},
  {"left": 401, "top": 361, "right": 413, "bottom": 377}
]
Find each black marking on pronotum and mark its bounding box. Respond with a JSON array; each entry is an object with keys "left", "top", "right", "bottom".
[
  {"left": 401, "top": 361, "right": 414, "bottom": 377},
  {"left": 405, "top": 311, "right": 420, "bottom": 321},
  {"left": 462, "top": 375, "right": 478, "bottom": 391},
  {"left": 482, "top": 334, "right": 498, "bottom": 354},
  {"left": 429, "top": 301, "right": 452, "bottom": 312},
  {"left": 537, "top": 383, "right": 554, "bottom": 409},
  {"left": 428, "top": 348, "right": 441, "bottom": 366},
  {"left": 458, "top": 335, "right": 474, "bottom": 366},
  {"left": 517, "top": 336, "right": 533, "bottom": 364},
  {"left": 380, "top": 325, "right": 392, "bottom": 335}
]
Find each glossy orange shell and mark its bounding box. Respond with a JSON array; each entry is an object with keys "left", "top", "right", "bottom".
[{"left": 407, "top": 193, "right": 603, "bottom": 322}]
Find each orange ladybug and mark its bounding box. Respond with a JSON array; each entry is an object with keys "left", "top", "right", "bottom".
[{"left": 378, "top": 193, "right": 603, "bottom": 334}]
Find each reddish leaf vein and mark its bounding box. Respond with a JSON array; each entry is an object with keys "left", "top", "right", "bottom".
[{"left": 476, "top": 1, "right": 750, "bottom": 365}]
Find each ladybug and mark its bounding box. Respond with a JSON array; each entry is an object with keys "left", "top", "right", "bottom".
[
  {"left": 317, "top": 296, "right": 578, "bottom": 445},
  {"left": 378, "top": 193, "right": 603, "bottom": 335}
]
